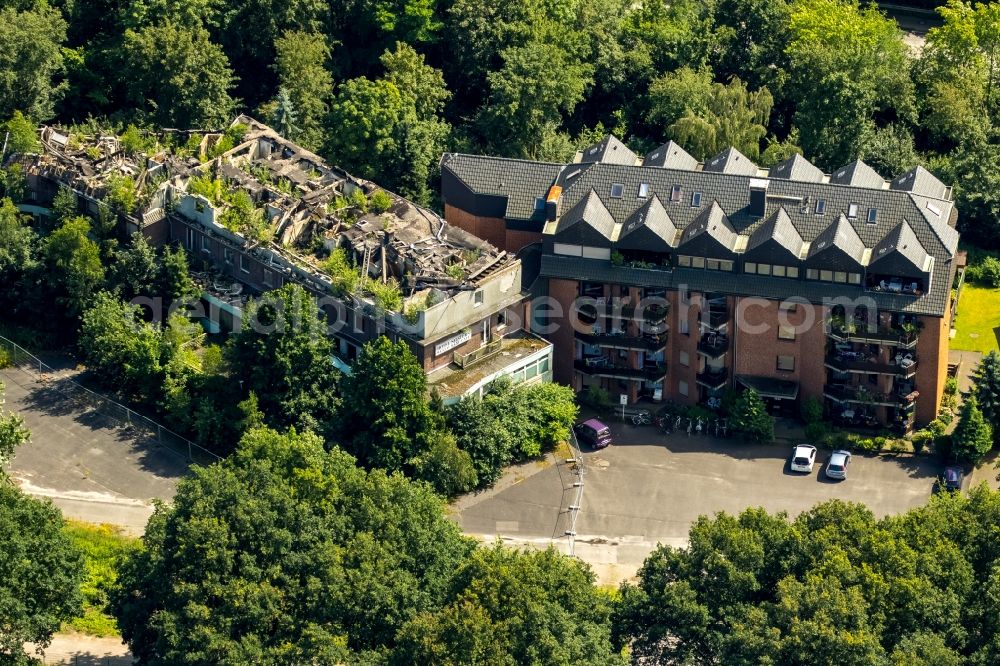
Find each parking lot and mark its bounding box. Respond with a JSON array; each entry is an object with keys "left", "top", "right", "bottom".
[{"left": 455, "top": 420, "right": 942, "bottom": 583}]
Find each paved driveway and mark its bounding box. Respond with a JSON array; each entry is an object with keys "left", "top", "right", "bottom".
[
  {"left": 4, "top": 367, "right": 185, "bottom": 534},
  {"left": 456, "top": 421, "right": 941, "bottom": 584}
]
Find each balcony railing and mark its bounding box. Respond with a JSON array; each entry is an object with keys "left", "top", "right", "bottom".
[
  {"left": 828, "top": 320, "right": 919, "bottom": 349},
  {"left": 697, "top": 333, "right": 729, "bottom": 358},
  {"left": 454, "top": 338, "right": 503, "bottom": 369},
  {"left": 575, "top": 358, "right": 667, "bottom": 381},
  {"left": 824, "top": 352, "right": 918, "bottom": 377},
  {"left": 576, "top": 330, "right": 668, "bottom": 351},
  {"left": 621, "top": 303, "right": 670, "bottom": 325},
  {"left": 696, "top": 367, "right": 729, "bottom": 389},
  {"left": 823, "top": 384, "right": 919, "bottom": 407}
]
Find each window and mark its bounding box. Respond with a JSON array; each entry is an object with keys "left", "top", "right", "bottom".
[
  {"left": 680, "top": 317, "right": 690, "bottom": 335},
  {"left": 834, "top": 271, "right": 847, "bottom": 283},
  {"left": 534, "top": 196, "right": 545, "bottom": 211},
  {"left": 201, "top": 234, "right": 211, "bottom": 254},
  {"left": 719, "top": 260, "right": 734, "bottom": 271},
  {"left": 239, "top": 254, "right": 250, "bottom": 274},
  {"left": 670, "top": 184, "right": 682, "bottom": 202},
  {"left": 745, "top": 262, "right": 757, "bottom": 274},
  {"left": 867, "top": 207, "right": 878, "bottom": 224},
  {"left": 779, "top": 326, "right": 796, "bottom": 341},
  {"left": 815, "top": 199, "right": 826, "bottom": 215},
  {"left": 185, "top": 227, "right": 195, "bottom": 251},
  {"left": 678, "top": 380, "right": 689, "bottom": 397},
  {"left": 820, "top": 269, "right": 833, "bottom": 281},
  {"left": 757, "top": 263, "right": 771, "bottom": 276},
  {"left": 849, "top": 273, "right": 861, "bottom": 284},
  {"left": 772, "top": 265, "right": 786, "bottom": 277},
  {"left": 224, "top": 248, "right": 233, "bottom": 265},
  {"left": 474, "top": 290, "right": 484, "bottom": 306},
  {"left": 868, "top": 373, "right": 878, "bottom": 385},
  {"left": 787, "top": 266, "right": 799, "bottom": 278},
  {"left": 610, "top": 183, "right": 624, "bottom": 198},
  {"left": 691, "top": 192, "right": 703, "bottom": 207},
  {"left": 806, "top": 268, "right": 818, "bottom": 280},
  {"left": 848, "top": 203, "right": 859, "bottom": 218},
  {"left": 777, "top": 355, "right": 795, "bottom": 371},
  {"left": 678, "top": 255, "right": 691, "bottom": 267},
  {"left": 638, "top": 183, "right": 650, "bottom": 198},
  {"left": 706, "top": 259, "right": 720, "bottom": 271},
  {"left": 262, "top": 269, "right": 273, "bottom": 287},
  {"left": 691, "top": 256, "right": 705, "bottom": 269},
  {"left": 679, "top": 351, "right": 690, "bottom": 367}
]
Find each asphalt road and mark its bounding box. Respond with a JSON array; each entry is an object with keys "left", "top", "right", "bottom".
[
  {"left": 4, "top": 367, "right": 185, "bottom": 535},
  {"left": 456, "top": 421, "right": 941, "bottom": 583}
]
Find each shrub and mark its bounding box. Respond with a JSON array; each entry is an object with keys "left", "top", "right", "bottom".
[
  {"left": 800, "top": 396, "right": 823, "bottom": 424},
  {"left": 804, "top": 421, "right": 827, "bottom": 442},
  {"left": 579, "top": 385, "right": 612, "bottom": 410},
  {"left": 0, "top": 348, "right": 10, "bottom": 369},
  {"left": 348, "top": 189, "right": 368, "bottom": 212},
  {"left": 370, "top": 190, "right": 393, "bottom": 213}
]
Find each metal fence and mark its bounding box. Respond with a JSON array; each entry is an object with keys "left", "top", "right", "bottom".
[
  {"left": 40, "top": 655, "right": 133, "bottom": 666},
  {"left": 0, "top": 335, "right": 221, "bottom": 466}
]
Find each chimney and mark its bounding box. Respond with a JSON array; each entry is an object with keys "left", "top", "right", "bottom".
[{"left": 749, "top": 178, "right": 769, "bottom": 217}]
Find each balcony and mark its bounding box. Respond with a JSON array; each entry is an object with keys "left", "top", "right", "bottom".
[
  {"left": 828, "top": 319, "right": 919, "bottom": 349},
  {"left": 824, "top": 351, "right": 918, "bottom": 378},
  {"left": 575, "top": 358, "right": 667, "bottom": 381},
  {"left": 823, "top": 384, "right": 919, "bottom": 408},
  {"left": 454, "top": 338, "right": 503, "bottom": 369},
  {"left": 696, "top": 367, "right": 729, "bottom": 390},
  {"left": 697, "top": 332, "right": 729, "bottom": 358},
  {"left": 621, "top": 303, "right": 670, "bottom": 325},
  {"left": 576, "top": 330, "right": 668, "bottom": 352}
]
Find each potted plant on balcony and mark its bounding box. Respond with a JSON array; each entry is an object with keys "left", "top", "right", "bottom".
[{"left": 899, "top": 321, "right": 919, "bottom": 342}]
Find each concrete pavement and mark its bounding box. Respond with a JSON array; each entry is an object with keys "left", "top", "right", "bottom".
[{"left": 456, "top": 421, "right": 941, "bottom": 585}]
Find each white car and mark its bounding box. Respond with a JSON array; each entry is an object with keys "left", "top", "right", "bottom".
[
  {"left": 826, "top": 450, "right": 852, "bottom": 480},
  {"left": 790, "top": 444, "right": 817, "bottom": 473}
]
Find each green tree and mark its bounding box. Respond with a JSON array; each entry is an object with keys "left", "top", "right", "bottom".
[
  {"left": 0, "top": 480, "right": 83, "bottom": 663},
  {"left": 0, "top": 197, "right": 36, "bottom": 277},
  {"left": 228, "top": 283, "right": 340, "bottom": 435},
  {"left": 973, "top": 351, "right": 1000, "bottom": 440},
  {"left": 0, "top": 4, "right": 67, "bottom": 121},
  {"left": 952, "top": 395, "right": 993, "bottom": 464},
  {"left": 446, "top": 394, "right": 517, "bottom": 486},
  {"left": 714, "top": 0, "right": 791, "bottom": 91},
  {"left": 393, "top": 545, "right": 625, "bottom": 665},
  {"left": 336, "top": 336, "right": 434, "bottom": 472},
  {"left": 784, "top": 0, "right": 914, "bottom": 169},
  {"left": 381, "top": 41, "right": 450, "bottom": 119},
  {"left": 112, "top": 232, "right": 159, "bottom": 300},
  {"left": 476, "top": 40, "right": 593, "bottom": 159},
  {"left": 40, "top": 216, "right": 106, "bottom": 318},
  {"left": 859, "top": 123, "right": 919, "bottom": 177},
  {"left": 111, "top": 426, "right": 473, "bottom": 662},
  {"left": 1, "top": 110, "right": 39, "bottom": 155},
  {"left": 730, "top": 387, "right": 774, "bottom": 441},
  {"left": 268, "top": 30, "right": 332, "bottom": 148},
  {"left": 49, "top": 184, "right": 79, "bottom": 231},
  {"left": 411, "top": 428, "right": 478, "bottom": 497},
  {"left": 0, "top": 381, "right": 30, "bottom": 467},
  {"left": 155, "top": 244, "right": 198, "bottom": 305},
  {"left": 123, "top": 21, "right": 236, "bottom": 128}
]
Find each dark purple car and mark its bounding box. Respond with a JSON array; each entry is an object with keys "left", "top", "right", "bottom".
[{"left": 575, "top": 419, "right": 612, "bottom": 449}]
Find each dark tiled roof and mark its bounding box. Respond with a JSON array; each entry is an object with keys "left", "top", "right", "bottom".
[
  {"left": 578, "top": 135, "right": 640, "bottom": 166},
  {"left": 768, "top": 154, "right": 824, "bottom": 183},
  {"left": 555, "top": 189, "right": 616, "bottom": 239},
  {"left": 678, "top": 201, "right": 738, "bottom": 255},
  {"left": 869, "top": 220, "right": 929, "bottom": 276},
  {"left": 807, "top": 214, "right": 866, "bottom": 267},
  {"left": 829, "top": 160, "right": 886, "bottom": 189},
  {"left": 703, "top": 147, "right": 758, "bottom": 176},
  {"left": 746, "top": 207, "right": 804, "bottom": 259},
  {"left": 439, "top": 153, "right": 563, "bottom": 220},
  {"left": 618, "top": 195, "right": 676, "bottom": 252},
  {"left": 891, "top": 166, "right": 948, "bottom": 200},
  {"left": 644, "top": 141, "right": 698, "bottom": 170}
]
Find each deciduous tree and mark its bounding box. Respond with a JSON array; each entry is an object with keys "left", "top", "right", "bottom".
[{"left": 0, "top": 4, "right": 67, "bottom": 121}]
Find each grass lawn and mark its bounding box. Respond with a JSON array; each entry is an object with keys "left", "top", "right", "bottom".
[
  {"left": 62, "top": 521, "right": 139, "bottom": 638},
  {"left": 953, "top": 284, "right": 1000, "bottom": 353}
]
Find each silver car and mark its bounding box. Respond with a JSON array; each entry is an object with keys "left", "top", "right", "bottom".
[
  {"left": 790, "top": 444, "right": 817, "bottom": 473},
  {"left": 826, "top": 450, "right": 852, "bottom": 480}
]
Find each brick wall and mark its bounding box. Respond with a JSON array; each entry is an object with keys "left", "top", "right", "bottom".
[
  {"left": 444, "top": 204, "right": 507, "bottom": 250},
  {"left": 668, "top": 290, "right": 700, "bottom": 406},
  {"left": 546, "top": 278, "right": 580, "bottom": 385},
  {"left": 914, "top": 314, "right": 947, "bottom": 426}
]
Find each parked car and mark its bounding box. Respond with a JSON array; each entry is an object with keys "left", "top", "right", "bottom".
[
  {"left": 790, "top": 444, "right": 818, "bottom": 473},
  {"left": 825, "top": 450, "right": 852, "bottom": 480},
  {"left": 938, "top": 465, "right": 964, "bottom": 492},
  {"left": 575, "top": 419, "right": 613, "bottom": 449}
]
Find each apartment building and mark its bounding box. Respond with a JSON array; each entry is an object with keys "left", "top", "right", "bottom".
[
  {"left": 441, "top": 137, "right": 960, "bottom": 431},
  {"left": 16, "top": 119, "right": 552, "bottom": 404}
]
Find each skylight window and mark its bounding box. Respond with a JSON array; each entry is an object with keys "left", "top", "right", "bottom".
[
  {"left": 867, "top": 207, "right": 878, "bottom": 224},
  {"left": 670, "top": 184, "right": 682, "bottom": 202},
  {"left": 926, "top": 202, "right": 942, "bottom": 217},
  {"left": 638, "top": 183, "right": 650, "bottom": 198},
  {"left": 691, "top": 192, "right": 702, "bottom": 207},
  {"left": 848, "top": 203, "right": 859, "bottom": 218},
  {"left": 610, "top": 183, "right": 624, "bottom": 198},
  {"left": 815, "top": 199, "right": 826, "bottom": 215}
]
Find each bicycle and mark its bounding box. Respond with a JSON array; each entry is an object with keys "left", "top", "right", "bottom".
[
  {"left": 632, "top": 411, "right": 652, "bottom": 426},
  {"left": 695, "top": 417, "right": 703, "bottom": 436}
]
